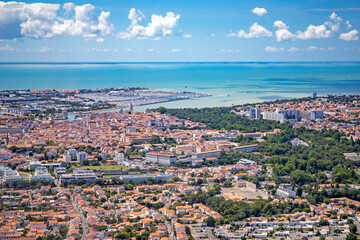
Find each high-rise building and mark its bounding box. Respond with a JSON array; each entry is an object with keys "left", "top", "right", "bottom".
[
  {"left": 250, "top": 108, "right": 261, "bottom": 120},
  {"left": 300, "top": 110, "right": 324, "bottom": 120},
  {"left": 255, "top": 108, "right": 261, "bottom": 119},
  {"left": 310, "top": 110, "right": 324, "bottom": 120},
  {"left": 249, "top": 108, "right": 256, "bottom": 118},
  {"left": 311, "top": 92, "right": 317, "bottom": 98}
]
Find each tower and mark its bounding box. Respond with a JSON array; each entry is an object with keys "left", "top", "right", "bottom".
[
  {"left": 63, "top": 110, "right": 68, "bottom": 119},
  {"left": 129, "top": 101, "right": 133, "bottom": 113},
  {"left": 50, "top": 115, "right": 55, "bottom": 123}
]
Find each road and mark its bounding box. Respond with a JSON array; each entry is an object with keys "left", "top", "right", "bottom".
[
  {"left": 155, "top": 210, "right": 175, "bottom": 240},
  {"left": 28, "top": 190, "right": 33, "bottom": 208},
  {"left": 353, "top": 218, "right": 360, "bottom": 236},
  {"left": 67, "top": 189, "right": 88, "bottom": 240},
  {"left": 207, "top": 227, "right": 217, "bottom": 240},
  {"left": 188, "top": 225, "right": 200, "bottom": 240}
]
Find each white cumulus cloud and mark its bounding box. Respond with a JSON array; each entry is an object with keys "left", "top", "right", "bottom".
[
  {"left": 182, "top": 34, "right": 192, "bottom": 38},
  {"left": 228, "top": 23, "right": 272, "bottom": 39},
  {"left": 264, "top": 46, "right": 284, "bottom": 52},
  {"left": 52, "top": 4, "right": 114, "bottom": 42},
  {"left": 221, "top": 49, "right": 240, "bottom": 53},
  {"left": 251, "top": 7, "right": 267, "bottom": 16},
  {"left": 171, "top": 48, "right": 180, "bottom": 52},
  {"left": 288, "top": 47, "right": 300, "bottom": 52},
  {"left": 325, "top": 12, "right": 342, "bottom": 32},
  {"left": 63, "top": 2, "right": 75, "bottom": 13},
  {"left": 117, "top": 8, "right": 180, "bottom": 40},
  {"left": 339, "top": 30, "right": 359, "bottom": 41},
  {"left": 346, "top": 20, "right": 352, "bottom": 29},
  {"left": 0, "top": 44, "right": 14, "bottom": 51},
  {"left": 296, "top": 24, "right": 332, "bottom": 40},
  {"left": 39, "top": 46, "right": 51, "bottom": 52},
  {"left": 307, "top": 46, "right": 318, "bottom": 51},
  {"left": 0, "top": 1, "right": 114, "bottom": 41},
  {"left": 273, "top": 20, "right": 294, "bottom": 41},
  {"left": 273, "top": 12, "right": 349, "bottom": 42}
]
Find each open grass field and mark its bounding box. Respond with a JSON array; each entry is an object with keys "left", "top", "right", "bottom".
[
  {"left": 221, "top": 186, "right": 269, "bottom": 200},
  {"left": 83, "top": 165, "right": 127, "bottom": 172},
  {"left": 18, "top": 171, "right": 33, "bottom": 177},
  {"left": 128, "top": 155, "right": 144, "bottom": 159}
]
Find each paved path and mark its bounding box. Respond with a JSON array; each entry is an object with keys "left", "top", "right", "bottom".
[
  {"left": 155, "top": 210, "right": 175, "bottom": 240},
  {"left": 67, "top": 189, "right": 88, "bottom": 240},
  {"left": 207, "top": 227, "right": 217, "bottom": 240}
]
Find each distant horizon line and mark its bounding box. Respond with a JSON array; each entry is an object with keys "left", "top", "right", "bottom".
[{"left": 0, "top": 61, "right": 360, "bottom": 65}]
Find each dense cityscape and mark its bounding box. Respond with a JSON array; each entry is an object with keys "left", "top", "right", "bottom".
[
  {"left": 0, "top": 90, "right": 360, "bottom": 240},
  {"left": 1, "top": 0, "right": 360, "bottom": 239}
]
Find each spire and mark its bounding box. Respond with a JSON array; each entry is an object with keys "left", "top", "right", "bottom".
[{"left": 129, "top": 101, "right": 133, "bottom": 113}]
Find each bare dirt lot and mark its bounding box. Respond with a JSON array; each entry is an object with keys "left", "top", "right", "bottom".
[{"left": 221, "top": 186, "right": 269, "bottom": 200}]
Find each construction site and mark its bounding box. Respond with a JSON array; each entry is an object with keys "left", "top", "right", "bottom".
[{"left": 221, "top": 180, "right": 270, "bottom": 200}]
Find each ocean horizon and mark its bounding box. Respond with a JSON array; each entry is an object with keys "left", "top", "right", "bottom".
[
  {"left": 1, "top": 62, "right": 360, "bottom": 110},
  {"left": 1, "top": 61, "right": 360, "bottom": 64}
]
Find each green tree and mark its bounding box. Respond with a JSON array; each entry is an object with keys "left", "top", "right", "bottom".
[
  {"left": 346, "top": 233, "right": 357, "bottom": 240},
  {"left": 291, "top": 170, "right": 313, "bottom": 186},
  {"left": 59, "top": 225, "right": 68, "bottom": 237},
  {"left": 149, "top": 135, "right": 162, "bottom": 144},
  {"left": 125, "top": 183, "right": 134, "bottom": 190},
  {"left": 206, "top": 216, "right": 216, "bottom": 227},
  {"left": 349, "top": 223, "right": 357, "bottom": 234}
]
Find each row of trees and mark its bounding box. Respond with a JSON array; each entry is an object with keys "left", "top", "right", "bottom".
[
  {"left": 2, "top": 180, "right": 54, "bottom": 189},
  {"left": 156, "top": 107, "right": 284, "bottom": 132}
]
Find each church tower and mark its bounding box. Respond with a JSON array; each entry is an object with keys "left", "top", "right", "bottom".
[{"left": 129, "top": 101, "right": 133, "bottom": 113}]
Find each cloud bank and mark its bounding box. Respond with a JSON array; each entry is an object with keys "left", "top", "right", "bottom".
[
  {"left": 0, "top": 1, "right": 114, "bottom": 42},
  {"left": 117, "top": 8, "right": 180, "bottom": 40},
  {"left": 229, "top": 11, "right": 359, "bottom": 42}
]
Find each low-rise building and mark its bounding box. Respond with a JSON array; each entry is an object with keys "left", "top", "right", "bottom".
[
  {"left": 59, "top": 168, "right": 97, "bottom": 183},
  {"left": 30, "top": 167, "right": 54, "bottom": 182},
  {"left": 276, "top": 187, "right": 296, "bottom": 198},
  {"left": 146, "top": 151, "right": 177, "bottom": 165},
  {"left": 120, "top": 173, "right": 174, "bottom": 183}
]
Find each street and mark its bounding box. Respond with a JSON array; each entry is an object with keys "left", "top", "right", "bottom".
[
  {"left": 207, "top": 227, "right": 217, "bottom": 240},
  {"left": 67, "top": 189, "right": 88, "bottom": 240},
  {"left": 155, "top": 210, "right": 175, "bottom": 240}
]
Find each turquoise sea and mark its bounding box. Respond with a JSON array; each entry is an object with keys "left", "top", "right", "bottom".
[{"left": 1, "top": 62, "right": 360, "bottom": 110}]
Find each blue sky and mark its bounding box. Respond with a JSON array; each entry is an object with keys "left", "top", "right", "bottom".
[{"left": 0, "top": 0, "right": 360, "bottom": 62}]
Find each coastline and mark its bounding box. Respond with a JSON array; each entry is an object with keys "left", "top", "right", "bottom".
[
  {"left": 66, "top": 94, "right": 211, "bottom": 120},
  {"left": 1, "top": 63, "right": 360, "bottom": 109},
  {"left": 1, "top": 61, "right": 360, "bottom": 65}
]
